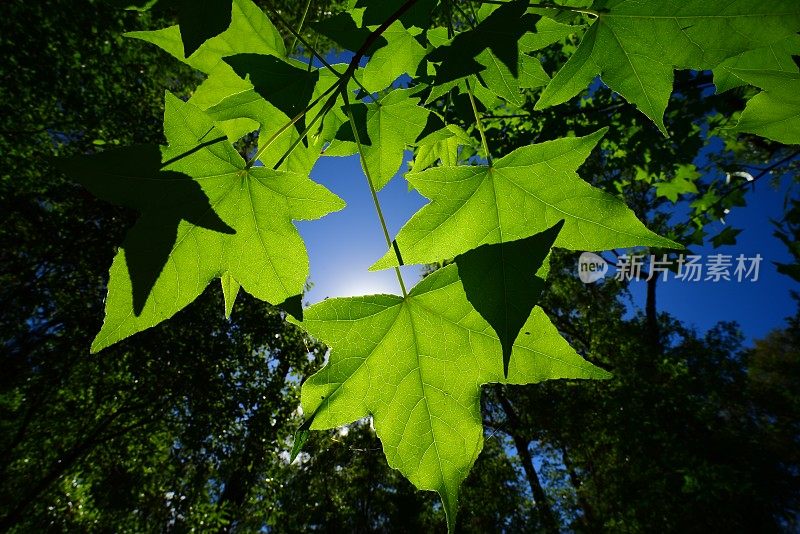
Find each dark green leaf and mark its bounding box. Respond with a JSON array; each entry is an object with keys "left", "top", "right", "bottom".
[{"left": 455, "top": 221, "right": 564, "bottom": 377}]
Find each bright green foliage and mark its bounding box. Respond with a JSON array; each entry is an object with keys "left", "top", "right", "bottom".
[
  {"left": 518, "top": 17, "right": 581, "bottom": 51},
  {"left": 290, "top": 264, "right": 609, "bottom": 530},
  {"left": 224, "top": 54, "right": 320, "bottom": 134},
  {"left": 536, "top": 0, "right": 800, "bottom": 133},
  {"left": 731, "top": 70, "right": 800, "bottom": 145},
  {"left": 714, "top": 35, "right": 800, "bottom": 93},
  {"left": 111, "top": 0, "right": 234, "bottom": 57},
  {"left": 411, "top": 124, "right": 475, "bottom": 172},
  {"left": 454, "top": 223, "right": 563, "bottom": 377},
  {"left": 220, "top": 271, "right": 240, "bottom": 318},
  {"left": 329, "top": 88, "right": 432, "bottom": 190},
  {"left": 372, "top": 129, "right": 677, "bottom": 270},
  {"left": 59, "top": 93, "right": 344, "bottom": 352},
  {"left": 53, "top": 0, "right": 800, "bottom": 530},
  {"left": 360, "top": 21, "right": 427, "bottom": 93},
  {"left": 127, "top": 0, "right": 285, "bottom": 74}
]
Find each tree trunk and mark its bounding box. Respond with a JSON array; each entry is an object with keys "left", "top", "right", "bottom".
[
  {"left": 645, "top": 275, "right": 660, "bottom": 353},
  {"left": 497, "top": 391, "right": 560, "bottom": 534},
  {"left": 561, "top": 445, "right": 599, "bottom": 531}
]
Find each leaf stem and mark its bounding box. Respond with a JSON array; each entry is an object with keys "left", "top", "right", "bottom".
[
  {"left": 272, "top": 88, "right": 340, "bottom": 170},
  {"left": 465, "top": 78, "right": 493, "bottom": 166},
  {"left": 342, "top": 90, "right": 408, "bottom": 297},
  {"left": 289, "top": 0, "right": 313, "bottom": 54},
  {"left": 263, "top": 1, "right": 342, "bottom": 79}
]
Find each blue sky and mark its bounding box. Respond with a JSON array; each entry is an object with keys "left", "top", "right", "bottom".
[
  {"left": 625, "top": 175, "right": 797, "bottom": 344},
  {"left": 297, "top": 151, "right": 797, "bottom": 346}
]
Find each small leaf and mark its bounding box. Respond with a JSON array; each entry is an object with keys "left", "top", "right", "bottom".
[
  {"left": 330, "top": 89, "right": 430, "bottom": 189},
  {"left": 518, "top": 17, "right": 581, "bottom": 52},
  {"left": 289, "top": 429, "right": 311, "bottom": 463},
  {"left": 655, "top": 164, "right": 700, "bottom": 203},
  {"left": 360, "top": 21, "right": 427, "bottom": 92},
  {"left": 711, "top": 227, "right": 742, "bottom": 248}
]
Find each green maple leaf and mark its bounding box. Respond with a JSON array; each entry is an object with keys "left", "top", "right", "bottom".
[
  {"left": 290, "top": 264, "right": 609, "bottom": 531},
  {"left": 425, "top": 11, "right": 574, "bottom": 107},
  {"left": 59, "top": 93, "right": 344, "bottom": 352},
  {"left": 110, "top": 0, "right": 234, "bottom": 58},
  {"left": 127, "top": 0, "right": 285, "bottom": 75},
  {"left": 730, "top": 70, "right": 800, "bottom": 145},
  {"left": 714, "top": 34, "right": 800, "bottom": 93},
  {"left": 535, "top": 0, "right": 800, "bottom": 134},
  {"left": 372, "top": 129, "right": 678, "bottom": 270},
  {"left": 360, "top": 21, "right": 427, "bottom": 93},
  {"left": 455, "top": 222, "right": 563, "bottom": 377},
  {"left": 328, "top": 88, "right": 431, "bottom": 190}
]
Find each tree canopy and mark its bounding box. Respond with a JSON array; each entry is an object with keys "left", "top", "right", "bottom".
[{"left": 2, "top": 0, "right": 800, "bottom": 532}]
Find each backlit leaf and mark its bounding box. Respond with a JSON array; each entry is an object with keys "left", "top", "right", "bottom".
[
  {"left": 730, "top": 70, "right": 800, "bottom": 145},
  {"left": 59, "top": 93, "right": 344, "bottom": 352},
  {"left": 290, "top": 264, "right": 609, "bottom": 530},
  {"left": 372, "top": 129, "right": 679, "bottom": 270},
  {"left": 536, "top": 0, "right": 800, "bottom": 133}
]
